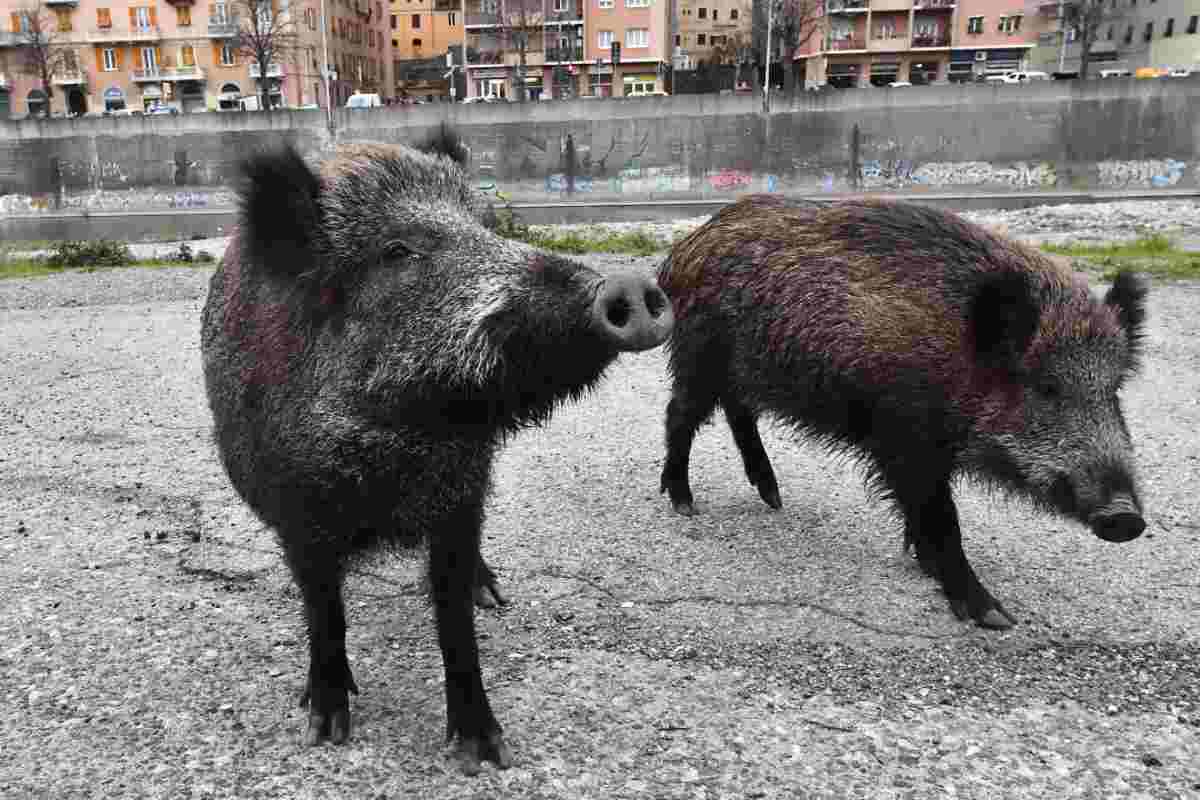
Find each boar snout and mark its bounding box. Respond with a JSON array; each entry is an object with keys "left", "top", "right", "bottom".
[
  {"left": 593, "top": 273, "right": 674, "bottom": 352},
  {"left": 1090, "top": 493, "right": 1146, "bottom": 542}
]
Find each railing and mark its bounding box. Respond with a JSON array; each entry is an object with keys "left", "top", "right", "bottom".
[
  {"left": 249, "top": 62, "right": 283, "bottom": 78},
  {"left": 912, "top": 0, "right": 954, "bottom": 8},
  {"left": 545, "top": 45, "right": 584, "bottom": 62},
  {"left": 827, "top": 0, "right": 868, "bottom": 11},
  {"left": 52, "top": 69, "right": 85, "bottom": 84},
  {"left": 911, "top": 33, "right": 950, "bottom": 46},
  {"left": 44, "top": 0, "right": 80, "bottom": 6},
  {"left": 90, "top": 26, "right": 161, "bottom": 42},
  {"left": 466, "top": 11, "right": 502, "bottom": 26},
  {"left": 827, "top": 36, "right": 866, "bottom": 50},
  {"left": 468, "top": 49, "right": 506, "bottom": 65},
  {"left": 208, "top": 20, "right": 238, "bottom": 36},
  {"left": 545, "top": 3, "right": 584, "bottom": 22},
  {"left": 0, "top": 31, "right": 22, "bottom": 47}
]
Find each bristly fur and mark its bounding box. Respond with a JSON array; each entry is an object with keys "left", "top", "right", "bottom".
[
  {"left": 1104, "top": 270, "right": 1148, "bottom": 369},
  {"left": 236, "top": 145, "right": 323, "bottom": 279},
  {"left": 415, "top": 121, "right": 470, "bottom": 167}
]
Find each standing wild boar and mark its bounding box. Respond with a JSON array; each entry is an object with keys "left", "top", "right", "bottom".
[
  {"left": 199, "top": 129, "right": 673, "bottom": 773},
  {"left": 658, "top": 195, "right": 1147, "bottom": 629}
]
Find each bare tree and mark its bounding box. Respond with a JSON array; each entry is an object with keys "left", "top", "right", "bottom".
[
  {"left": 752, "top": 0, "right": 824, "bottom": 93},
  {"left": 230, "top": 0, "right": 305, "bottom": 110},
  {"left": 500, "top": 0, "right": 543, "bottom": 103},
  {"left": 710, "top": 21, "right": 754, "bottom": 91},
  {"left": 1059, "top": 0, "right": 1126, "bottom": 81},
  {"left": 12, "top": 1, "right": 74, "bottom": 118}
]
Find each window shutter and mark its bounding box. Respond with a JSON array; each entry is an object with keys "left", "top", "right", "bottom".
[
  {"left": 10, "top": 11, "right": 19, "bottom": 33},
  {"left": 149, "top": 7, "right": 157, "bottom": 26},
  {"left": 129, "top": 7, "right": 136, "bottom": 27},
  {"left": 155, "top": 46, "right": 162, "bottom": 65},
  {"left": 182, "top": 45, "right": 194, "bottom": 66},
  {"left": 115, "top": 47, "right": 123, "bottom": 68}
]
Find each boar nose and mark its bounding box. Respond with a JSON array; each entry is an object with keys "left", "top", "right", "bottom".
[
  {"left": 1090, "top": 493, "right": 1146, "bottom": 542},
  {"left": 593, "top": 273, "right": 674, "bottom": 352}
]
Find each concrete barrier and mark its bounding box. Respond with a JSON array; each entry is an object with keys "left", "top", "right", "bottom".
[{"left": 1, "top": 79, "right": 1197, "bottom": 218}]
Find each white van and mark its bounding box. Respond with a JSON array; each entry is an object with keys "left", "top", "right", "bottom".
[
  {"left": 345, "top": 93, "right": 382, "bottom": 109},
  {"left": 1099, "top": 68, "right": 1132, "bottom": 79}
]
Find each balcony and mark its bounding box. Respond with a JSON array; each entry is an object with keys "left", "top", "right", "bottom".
[
  {"left": 911, "top": 32, "right": 950, "bottom": 47},
  {"left": 468, "top": 49, "right": 506, "bottom": 65},
  {"left": 827, "top": 0, "right": 868, "bottom": 12},
  {"left": 0, "top": 31, "right": 22, "bottom": 47},
  {"left": 45, "top": 0, "right": 80, "bottom": 6},
  {"left": 912, "top": 0, "right": 954, "bottom": 8},
  {"left": 870, "top": 0, "right": 912, "bottom": 11},
  {"left": 208, "top": 20, "right": 238, "bottom": 36},
  {"left": 827, "top": 36, "right": 866, "bottom": 50},
  {"left": 53, "top": 70, "right": 86, "bottom": 85},
  {"left": 90, "top": 26, "right": 161, "bottom": 43},
  {"left": 545, "top": 2, "right": 584, "bottom": 23},
  {"left": 249, "top": 62, "right": 283, "bottom": 78},
  {"left": 466, "top": 11, "right": 502, "bottom": 26},
  {"left": 545, "top": 45, "right": 584, "bottom": 62},
  {"left": 869, "top": 33, "right": 908, "bottom": 51}
]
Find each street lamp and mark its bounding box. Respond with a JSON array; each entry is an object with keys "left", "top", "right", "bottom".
[{"left": 320, "top": 0, "right": 334, "bottom": 125}]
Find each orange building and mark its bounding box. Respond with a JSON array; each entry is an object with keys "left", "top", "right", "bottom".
[
  {"left": 793, "top": 0, "right": 1038, "bottom": 88},
  {"left": 0, "top": 0, "right": 391, "bottom": 118}
]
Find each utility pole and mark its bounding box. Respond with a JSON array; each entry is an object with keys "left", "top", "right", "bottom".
[
  {"left": 763, "top": 0, "right": 773, "bottom": 112},
  {"left": 1057, "top": 0, "right": 1067, "bottom": 73},
  {"left": 320, "top": 0, "right": 334, "bottom": 125},
  {"left": 461, "top": 0, "right": 468, "bottom": 99}
]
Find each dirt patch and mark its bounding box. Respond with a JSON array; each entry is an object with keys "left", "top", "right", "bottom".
[{"left": 0, "top": 263, "right": 1197, "bottom": 799}]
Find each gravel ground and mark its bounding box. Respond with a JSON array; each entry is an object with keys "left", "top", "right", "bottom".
[{"left": 0, "top": 219, "right": 1198, "bottom": 798}]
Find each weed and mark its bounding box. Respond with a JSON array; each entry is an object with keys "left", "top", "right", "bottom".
[
  {"left": 1040, "top": 234, "right": 1200, "bottom": 281},
  {"left": 45, "top": 240, "right": 133, "bottom": 269}
]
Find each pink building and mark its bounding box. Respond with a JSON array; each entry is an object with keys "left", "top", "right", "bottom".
[
  {"left": 794, "top": 0, "right": 1037, "bottom": 88},
  {"left": 583, "top": 0, "right": 670, "bottom": 96},
  {"left": 0, "top": 0, "right": 391, "bottom": 118}
]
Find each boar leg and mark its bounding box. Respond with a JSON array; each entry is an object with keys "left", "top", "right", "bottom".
[
  {"left": 293, "top": 556, "right": 359, "bottom": 746},
  {"left": 430, "top": 508, "right": 511, "bottom": 775},
  {"left": 722, "top": 394, "right": 782, "bottom": 510},
  {"left": 890, "top": 471, "right": 1016, "bottom": 630},
  {"left": 661, "top": 384, "right": 720, "bottom": 516}
]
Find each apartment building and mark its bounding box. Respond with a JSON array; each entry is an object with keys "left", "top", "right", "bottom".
[
  {"left": 1029, "top": 0, "right": 1200, "bottom": 75},
  {"left": 460, "top": 0, "right": 669, "bottom": 99},
  {"left": 390, "top": 0, "right": 459, "bottom": 60},
  {"left": 674, "top": 0, "right": 750, "bottom": 70},
  {"left": 795, "top": 0, "right": 1038, "bottom": 87},
  {"left": 0, "top": 0, "right": 391, "bottom": 118}
]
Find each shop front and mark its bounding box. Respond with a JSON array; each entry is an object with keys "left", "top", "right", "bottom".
[
  {"left": 102, "top": 86, "right": 127, "bottom": 112},
  {"left": 825, "top": 60, "right": 860, "bottom": 89},
  {"left": 139, "top": 83, "right": 163, "bottom": 110},
  {"left": 588, "top": 64, "right": 613, "bottom": 97},
  {"left": 869, "top": 60, "right": 900, "bottom": 87},
  {"left": 621, "top": 71, "right": 658, "bottom": 96},
  {"left": 217, "top": 82, "right": 241, "bottom": 110},
  {"left": 473, "top": 68, "right": 509, "bottom": 99}
]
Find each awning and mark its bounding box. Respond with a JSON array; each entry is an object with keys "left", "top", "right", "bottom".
[
  {"left": 622, "top": 73, "right": 657, "bottom": 82},
  {"left": 103, "top": 87, "right": 125, "bottom": 99}
]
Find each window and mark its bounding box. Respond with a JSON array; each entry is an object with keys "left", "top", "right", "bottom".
[
  {"left": 368, "top": 29, "right": 374, "bottom": 45},
  {"left": 711, "top": 34, "right": 725, "bottom": 44},
  {"left": 412, "top": 37, "right": 422, "bottom": 48},
  {"left": 730, "top": 8, "right": 737, "bottom": 19},
  {"left": 1188, "top": 15, "right": 1198, "bottom": 34},
  {"left": 55, "top": 8, "right": 72, "bottom": 32},
  {"left": 141, "top": 46, "right": 157, "bottom": 71},
  {"left": 1106, "top": 24, "right": 1114, "bottom": 40},
  {"left": 998, "top": 15, "right": 1021, "bottom": 33},
  {"left": 675, "top": 33, "right": 680, "bottom": 45},
  {"left": 698, "top": 6, "right": 707, "bottom": 17},
  {"left": 697, "top": 32, "right": 706, "bottom": 44},
  {"left": 391, "top": 13, "right": 396, "bottom": 28},
  {"left": 589, "top": 69, "right": 613, "bottom": 96},
  {"left": 624, "top": 75, "right": 655, "bottom": 94},
  {"left": 712, "top": 9, "right": 718, "bottom": 20},
  {"left": 177, "top": 5, "right": 191, "bottom": 25},
  {"left": 133, "top": 6, "right": 153, "bottom": 30},
  {"left": 875, "top": 20, "right": 896, "bottom": 38},
  {"left": 1164, "top": 18, "right": 1173, "bottom": 36},
  {"left": 599, "top": 0, "right": 613, "bottom": 8},
  {"left": 554, "top": 0, "right": 569, "bottom": 10},
  {"left": 412, "top": 14, "right": 420, "bottom": 27},
  {"left": 221, "top": 42, "right": 236, "bottom": 65},
  {"left": 392, "top": 38, "right": 398, "bottom": 47},
  {"left": 96, "top": 7, "right": 112, "bottom": 28},
  {"left": 598, "top": 29, "right": 612, "bottom": 48},
  {"left": 625, "top": 0, "right": 650, "bottom": 6},
  {"left": 626, "top": 27, "right": 648, "bottom": 47},
  {"left": 212, "top": 2, "right": 229, "bottom": 24},
  {"left": 181, "top": 44, "right": 195, "bottom": 65},
  {"left": 102, "top": 48, "right": 118, "bottom": 70},
  {"left": 449, "top": 12, "right": 457, "bottom": 24},
  {"left": 967, "top": 16, "right": 983, "bottom": 34},
  {"left": 1143, "top": 21, "right": 1152, "bottom": 40},
  {"left": 1066, "top": 25, "right": 1077, "bottom": 41},
  {"left": 1123, "top": 24, "right": 1132, "bottom": 43}
]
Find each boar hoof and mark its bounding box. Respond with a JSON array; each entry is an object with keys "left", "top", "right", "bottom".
[
  {"left": 672, "top": 501, "right": 697, "bottom": 517},
  {"left": 473, "top": 583, "right": 508, "bottom": 609},
  {"left": 298, "top": 673, "right": 359, "bottom": 745},
  {"left": 455, "top": 729, "right": 512, "bottom": 775},
  {"left": 757, "top": 485, "right": 782, "bottom": 510},
  {"left": 950, "top": 595, "right": 1016, "bottom": 630}
]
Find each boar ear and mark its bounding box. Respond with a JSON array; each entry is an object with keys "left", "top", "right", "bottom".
[
  {"left": 970, "top": 270, "right": 1039, "bottom": 370},
  {"left": 1104, "top": 270, "right": 1147, "bottom": 356},
  {"left": 237, "top": 145, "right": 323, "bottom": 279},
  {"left": 415, "top": 122, "right": 468, "bottom": 167}
]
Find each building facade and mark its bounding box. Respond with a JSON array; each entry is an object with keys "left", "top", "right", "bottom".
[
  {"left": 389, "top": 0, "right": 460, "bottom": 99},
  {"left": 673, "top": 0, "right": 749, "bottom": 70},
  {"left": 1028, "top": 0, "right": 1200, "bottom": 75},
  {"left": 795, "top": 0, "right": 1038, "bottom": 87},
  {"left": 0, "top": 0, "right": 391, "bottom": 118},
  {"left": 459, "top": 0, "right": 670, "bottom": 99}
]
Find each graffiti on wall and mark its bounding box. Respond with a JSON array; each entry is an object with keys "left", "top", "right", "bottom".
[
  {"left": 860, "top": 160, "right": 1058, "bottom": 190},
  {"left": 0, "top": 189, "right": 236, "bottom": 215},
  {"left": 1096, "top": 159, "right": 1186, "bottom": 188}
]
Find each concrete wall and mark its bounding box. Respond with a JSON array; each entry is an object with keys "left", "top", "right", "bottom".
[{"left": 1, "top": 78, "right": 1198, "bottom": 217}]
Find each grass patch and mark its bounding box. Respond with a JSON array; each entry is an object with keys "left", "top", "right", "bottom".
[
  {"left": 1, "top": 239, "right": 217, "bottom": 280},
  {"left": 517, "top": 227, "right": 666, "bottom": 257},
  {"left": 1040, "top": 234, "right": 1200, "bottom": 281}
]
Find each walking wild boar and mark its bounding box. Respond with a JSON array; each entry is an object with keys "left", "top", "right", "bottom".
[
  {"left": 199, "top": 129, "right": 673, "bottom": 773},
  {"left": 658, "top": 195, "right": 1147, "bottom": 629}
]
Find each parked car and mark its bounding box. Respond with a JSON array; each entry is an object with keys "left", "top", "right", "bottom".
[
  {"left": 887, "top": 80, "right": 913, "bottom": 88},
  {"left": 345, "top": 92, "right": 382, "bottom": 108},
  {"left": 462, "top": 95, "right": 504, "bottom": 103},
  {"left": 1099, "top": 68, "right": 1132, "bottom": 79},
  {"left": 1167, "top": 68, "right": 1194, "bottom": 78},
  {"left": 145, "top": 103, "right": 180, "bottom": 115}
]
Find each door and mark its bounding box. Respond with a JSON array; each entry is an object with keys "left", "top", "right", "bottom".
[{"left": 67, "top": 87, "right": 87, "bottom": 115}]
